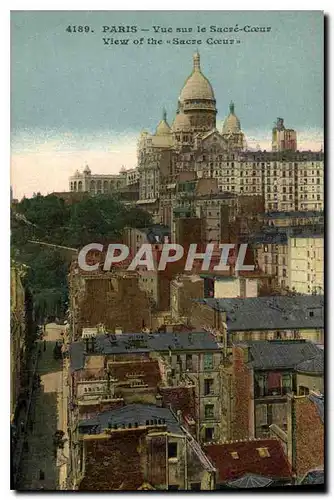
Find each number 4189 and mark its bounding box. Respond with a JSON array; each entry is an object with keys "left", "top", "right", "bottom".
[{"left": 66, "top": 26, "right": 92, "bottom": 33}]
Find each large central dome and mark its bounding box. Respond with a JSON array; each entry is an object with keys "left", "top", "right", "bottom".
[{"left": 179, "top": 52, "right": 215, "bottom": 101}]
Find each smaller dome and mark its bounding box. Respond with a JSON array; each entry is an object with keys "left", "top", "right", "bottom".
[
  {"left": 156, "top": 109, "right": 171, "bottom": 135},
  {"left": 172, "top": 112, "right": 191, "bottom": 132},
  {"left": 223, "top": 101, "right": 241, "bottom": 134}
]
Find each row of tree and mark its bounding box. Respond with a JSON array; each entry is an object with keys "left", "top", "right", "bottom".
[{"left": 11, "top": 193, "right": 152, "bottom": 323}]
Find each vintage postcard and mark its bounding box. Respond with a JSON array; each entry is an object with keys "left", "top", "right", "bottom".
[{"left": 10, "top": 10, "right": 324, "bottom": 491}]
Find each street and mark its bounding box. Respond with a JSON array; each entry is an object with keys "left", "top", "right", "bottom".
[{"left": 17, "top": 324, "right": 67, "bottom": 490}]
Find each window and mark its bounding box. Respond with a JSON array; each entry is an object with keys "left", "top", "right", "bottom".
[
  {"left": 204, "top": 353, "right": 213, "bottom": 370},
  {"left": 204, "top": 379, "right": 214, "bottom": 395},
  {"left": 299, "top": 386, "right": 310, "bottom": 396},
  {"left": 257, "top": 447, "right": 270, "bottom": 458},
  {"left": 230, "top": 452, "right": 239, "bottom": 460},
  {"left": 205, "top": 427, "right": 214, "bottom": 441},
  {"left": 186, "top": 354, "right": 192, "bottom": 371},
  {"left": 282, "top": 373, "right": 291, "bottom": 394},
  {"left": 168, "top": 442, "right": 178, "bottom": 459},
  {"left": 205, "top": 404, "right": 214, "bottom": 419},
  {"left": 283, "top": 269, "right": 287, "bottom": 277}
]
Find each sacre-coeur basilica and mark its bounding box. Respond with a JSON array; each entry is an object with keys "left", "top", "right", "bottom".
[{"left": 69, "top": 52, "right": 323, "bottom": 228}]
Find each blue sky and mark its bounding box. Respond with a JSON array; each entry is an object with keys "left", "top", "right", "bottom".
[{"left": 11, "top": 11, "right": 324, "bottom": 198}]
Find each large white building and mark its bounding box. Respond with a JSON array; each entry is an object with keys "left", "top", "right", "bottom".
[
  {"left": 136, "top": 52, "right": 324, "bottom": 224},
  {"left": 69, "top": 165, "right": 138, "bottom": 195},
  {"left": 68, "top": 52, "right": 324, "bottom": 219}
]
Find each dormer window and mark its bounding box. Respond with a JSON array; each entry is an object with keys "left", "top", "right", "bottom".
[{"left": 257, "top": 447, "right": 270, "bottom": 458}]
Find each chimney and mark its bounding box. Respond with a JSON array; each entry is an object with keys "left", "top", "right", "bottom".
[{"left": 155, "top": 393, "right": 163, "bottom": 407}]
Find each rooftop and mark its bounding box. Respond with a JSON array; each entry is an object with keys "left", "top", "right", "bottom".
[
  {"left": 196, "top": 295, "right": 324, "bottom": 331},
  {"left": 300, "top": 468, "right": 324, "bottom": 485},
  {"left": 204, "top": 438, "right": 292, "bottom": 483},
  {"left": 248, "top": 225, "right": 324, "bottom": 244},
  {"left": 308, "top": 393, "right": 324, "bottom": 424},
  {"left": 265, "top": 210, "right": 324, "bottom": 219},
  {"left": 78, "top": 403, "right": 182, "bottom": 435},
  {"left": 70, "top": 331, "right": 219, "bottom": 371},
  {"left": 137, "top": 224, "right": 171, "bottom": 244},
  {"left": 246, "top": 341, "right": 322, "bottom": 370},
  {"left": 296, "top": 352, "right": 324, "bottom": 374}
]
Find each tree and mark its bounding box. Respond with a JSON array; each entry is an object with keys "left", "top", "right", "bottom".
[{"left": 11, "top": 193, "right": 153, "bottom": 321}]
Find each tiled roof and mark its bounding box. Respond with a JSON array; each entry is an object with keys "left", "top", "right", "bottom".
[
  {"left": 296, "top": 352, "right": 324, "bottom": 374},
  {"left": 248, "top": 341, "right": 322, "bottom": 370},
  {"left": 70, "top": 331, "right": 219, "bottom": 370},
  {"left": 265, "top": 210, "right": 324, "bottom": 219},
  {"left": 78, "top": 403, "right": 182, "bottom": 435},
  {"left": 300, "top": 468, "right": 324, "bottom": 485},
  {"left": 308, "top": 394, "right": 324, "bottom": 424},
  {"left": 197, "top": 295, "right": 324, "bottom": 331},
  {"left": 249, "top": 232, "right": 288, "bottom": 245},
  {"left": 204, "top": 439, "right": 292, "bottom": 483},
  {"left": 227, "top": 473, "right": 273, "bottom": 488}
]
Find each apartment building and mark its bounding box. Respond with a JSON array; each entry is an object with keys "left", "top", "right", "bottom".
[
  {"left": 270, "top": 392, "right": 324, "bottom": 482},
  {"left": 252, "top": 227, "right": 323, "bottom": 293},
  {"left": 288, "top": 233, "right": 324, "bottom": 294},
  {"left": 190, "top": 295, "right": 324, "bottom": 346},
  {"left": 69, "top": 331, "right": 224, "bottom": 445},
  {"left": 228, "top": 341, "right": 322, "bottom": 440}
]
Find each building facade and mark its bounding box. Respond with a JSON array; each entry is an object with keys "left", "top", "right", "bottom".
[
  {"left": 67, "top": 53, "right": 324, "bottom": 221},
  {"left": 69, "top": 165, "right": 130, "bottom": 194},
  {"left": 10, "top": 263, "right": 26, "bottom": 419}
]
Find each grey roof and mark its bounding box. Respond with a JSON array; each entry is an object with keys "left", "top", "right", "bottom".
[
  {"left": 227, "top": 474, "right": 273, "bottom": 489},
  {"left": 308, "top": 394, "right": 324, "bottom": 423},
  {"left": 247, "top": 341, "right": 322, "bottom": 370},
  {"left": 196, "top": 296, "right": 324, "bottom": 331},
  {"left": 248, "top": 225, "right": 324, "bottom": 245},
  {"left": 289, "top": 230, "right": 324, "bottom": 239},
  {"left": 139, "top": 224, "right": 170, "bottom": 244},
  {"left": 78, "top": 403, "right": 182, "bottom": 434},
  {"left": 249, "top": 232, "right": 288, "bottom": 245},
  {"left": 300, "top": 468, "right": 324, "bottom": 485},
  {"left": 296, "top": 352, "right": 324, "bottom": 374},
  {"left": 265, "top": 210, "right": 324, "bottom": 219},
  {"left": 69, "top": 341, "right": 85, "bottom": 371},
  {"left": 70, "top": 331, "right": 219, "bottom": 371},
  {"left": 195, "top": 192, "right": 237, "bottom": 200}
]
